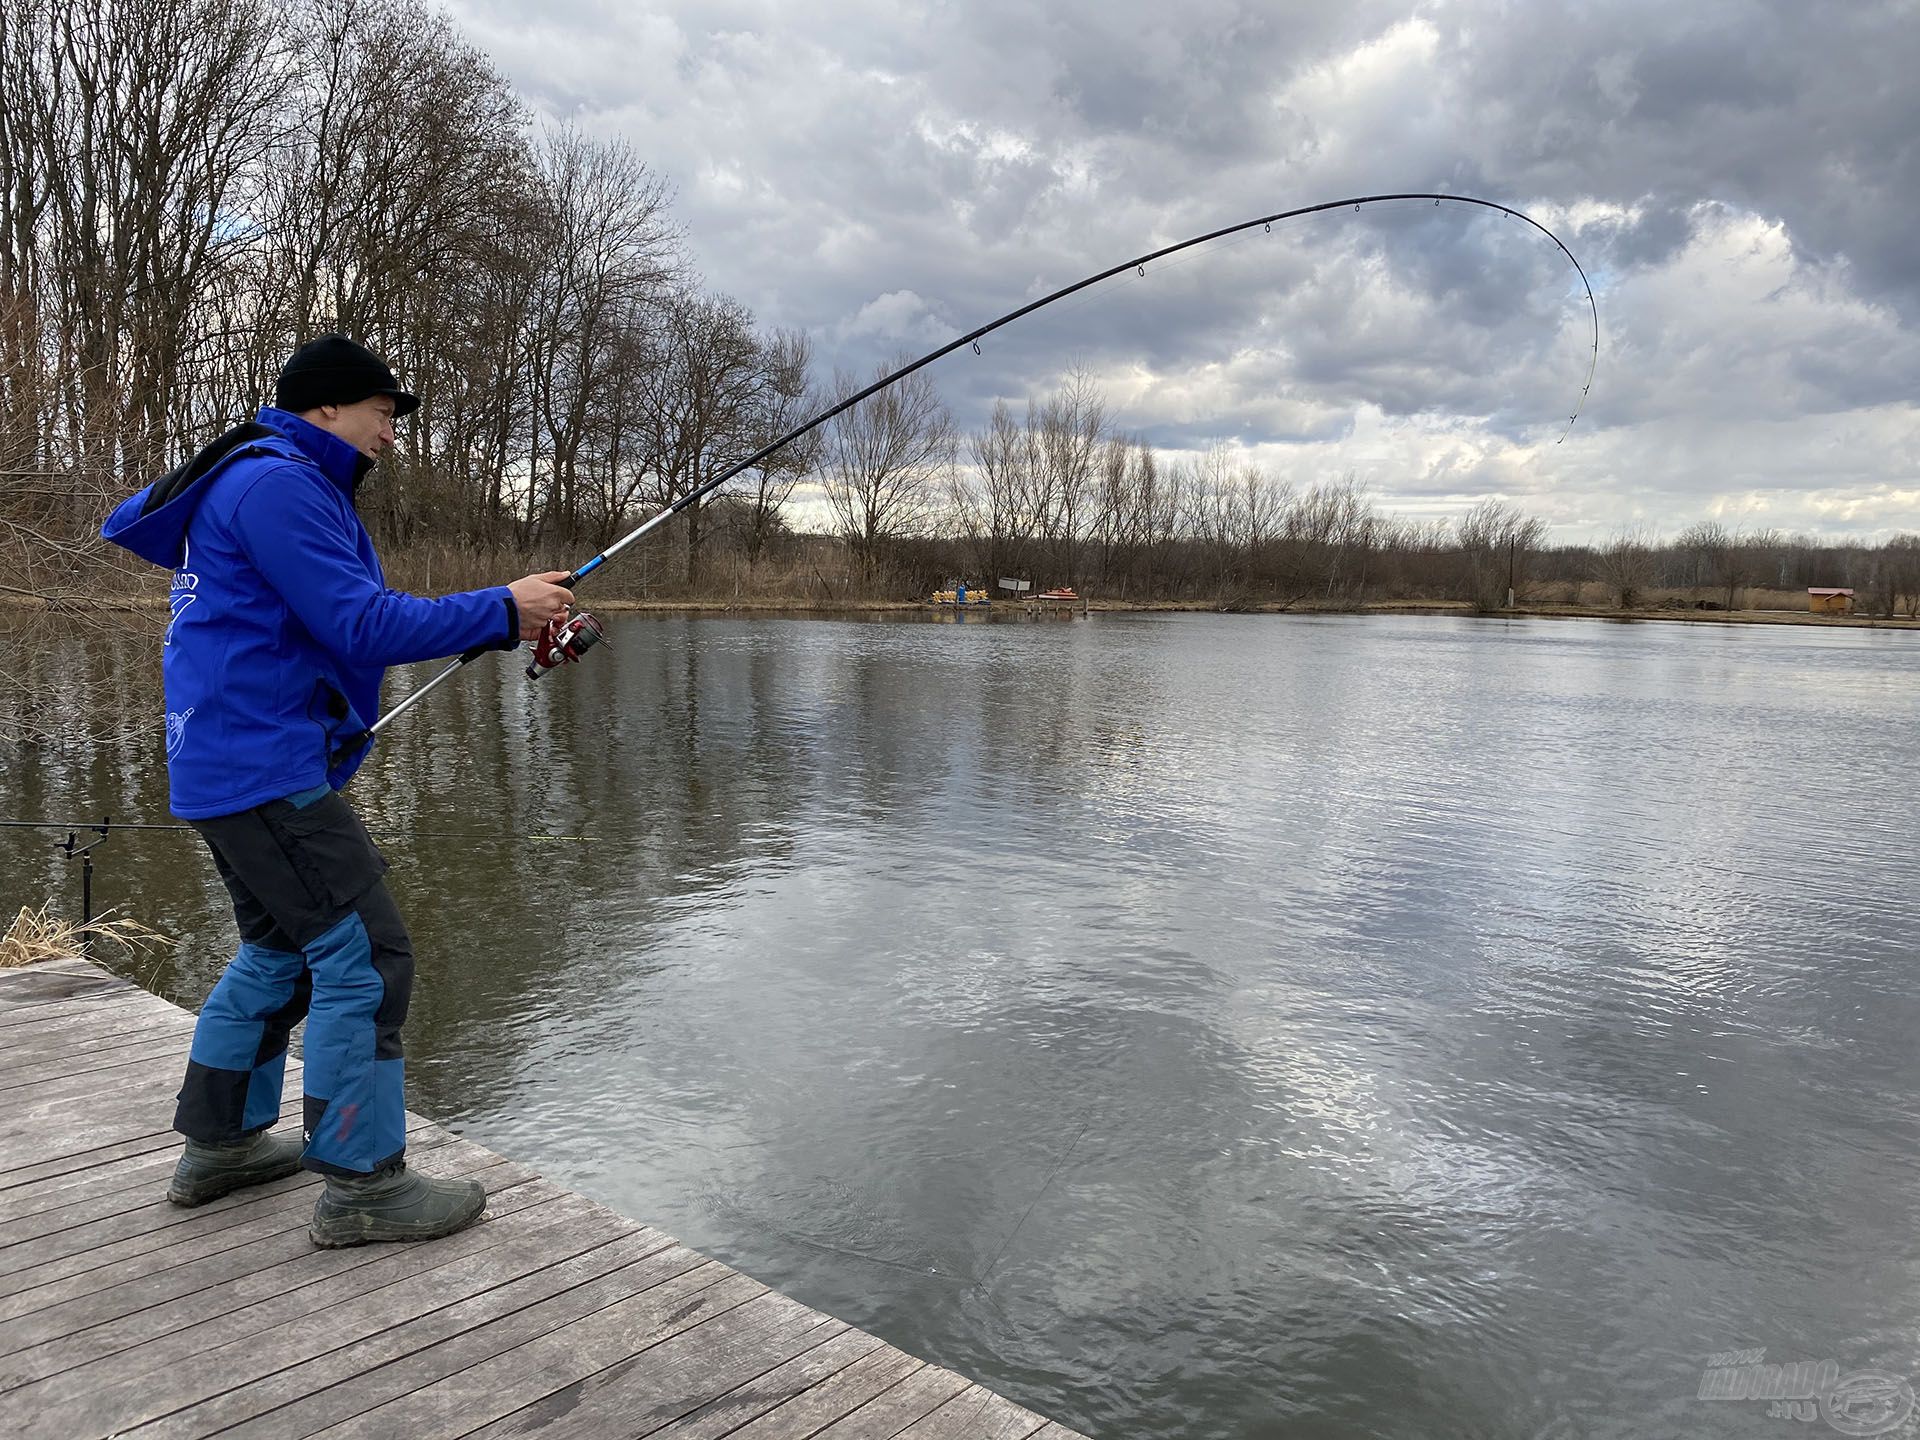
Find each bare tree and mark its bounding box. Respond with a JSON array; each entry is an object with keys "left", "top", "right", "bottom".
[
  {"left": 1878, "top": 535, "right": 1920, "bottom": 617},
  {"left": 1458, "top": 499, "right": 1549, "bottom": 611},
  {"left": 630, "top": 289, "right": 803, "bottom": 587},
  {"left": 953, "top": 399, "right": 1038, "bottom": 588},
  {"left": 1677, "top": 520, "right": 1779, "bottom": 611},
  {"left": 1030, "top": 370, "right": 1105, "bottom": 586},
  {"left": 514, "top": 125, "right": 676, "bottom": 548},
  {"left": 1676, "top": 520, "right": 1732, "bottom": 605},
  {"left": 1087, "top": 435, "right": 1157, "bottom": 596},
  {"left": 736, "top": 330, "right": 817, "bottom": 575},
  {"left": 1, "top": 0, "right": 287, "bottom": 478},
  {"left": 1595, "top": 524, "right": 1658, "bottom": 609},
  {"left": 1735, "top": 527, "right": 1784, "bottom": 610},
  {"left": 820, "top": 360, "right": 954, "bottom": 586},
  {"left": 1275, "top": 476, "right": 1372, "bottom": 607}
]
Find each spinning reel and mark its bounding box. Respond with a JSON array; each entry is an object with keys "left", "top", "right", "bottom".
[{"left": 525, "top": 610, "right": 605, "bottom": 680}]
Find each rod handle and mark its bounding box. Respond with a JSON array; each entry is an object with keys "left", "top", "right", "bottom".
[{"left": 328, "top": 729, "right": 372, "bottom": 769}]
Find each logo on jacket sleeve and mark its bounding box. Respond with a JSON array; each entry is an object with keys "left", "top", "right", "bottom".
[
  {"left": 165, "top": 708, "right": 195, "bottom": 758},
  {"left": 166, "top": 544, "right": 199, "bottom": 646}
]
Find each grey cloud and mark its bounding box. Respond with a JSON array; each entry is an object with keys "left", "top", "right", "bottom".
[{"left": 445, "top": 0, "right": 1920, "bottom": 537}]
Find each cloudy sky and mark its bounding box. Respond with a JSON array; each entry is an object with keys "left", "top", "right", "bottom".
[{"left": 445, "top": 0, "right": 1919, "bottom": 541}]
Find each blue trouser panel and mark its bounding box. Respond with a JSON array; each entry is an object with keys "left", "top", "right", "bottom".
[
  {"left": 298, "top": 901, "right": 411, "bottom": 1174},
  {"left": 177, "top": 789, "right": 413, "bottom": 1176},
  {"left": 182, "top": 940, "right": 311, "bottom": 1135}
]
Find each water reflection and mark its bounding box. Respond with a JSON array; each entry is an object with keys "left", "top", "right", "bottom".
[{"left": 6, "top": 613, "right": 1920, "bottom": 1439}]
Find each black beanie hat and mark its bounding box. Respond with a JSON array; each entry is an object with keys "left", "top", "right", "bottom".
[{"left": 275, "top": 334, "right": 419, "bottom": 417}]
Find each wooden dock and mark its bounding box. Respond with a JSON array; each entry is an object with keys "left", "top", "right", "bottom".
[{"left": 0, "top": 957, "right": 1090, "bottom": 1439}]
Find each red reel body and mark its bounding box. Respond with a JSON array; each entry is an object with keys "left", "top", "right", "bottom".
[{"left": 526, "top": 610, "right": 605, "bottom": 680}]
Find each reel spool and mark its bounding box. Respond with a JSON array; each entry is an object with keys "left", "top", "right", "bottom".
[{"left": 526, "top": 610, "right": 605, "bottom": 680}]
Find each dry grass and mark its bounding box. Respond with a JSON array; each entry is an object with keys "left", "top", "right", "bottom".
[{"left": 0, "top": 904, "right": 168, "bottom": 968}]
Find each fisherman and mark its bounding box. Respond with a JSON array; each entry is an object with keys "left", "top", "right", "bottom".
[{"left": 102, "top": 335, "right": 573, "bottom": 1246}]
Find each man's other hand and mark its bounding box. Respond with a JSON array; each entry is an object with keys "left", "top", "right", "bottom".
[{"left": 508, "top": 572, "right": 575, "bottom": 641}]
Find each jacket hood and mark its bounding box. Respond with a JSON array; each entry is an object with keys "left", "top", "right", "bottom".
[
  {"left": 100, "top": 407, "right": 374, "bottom": 569},
  {"left": 102, "top": 422, "right": 274, "bottom": 568}
]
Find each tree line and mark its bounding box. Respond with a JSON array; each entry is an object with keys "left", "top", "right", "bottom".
[{"left": 0, "top": 0, "right": 808, "bottom": 596}]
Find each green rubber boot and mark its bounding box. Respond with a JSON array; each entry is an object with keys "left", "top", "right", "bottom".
[
  {"left": 166, "top": 1130, "right": 305, "bottom": 1206},
  {"left": 308, "top": 1161, "right": 487, "bottom": 1248}
]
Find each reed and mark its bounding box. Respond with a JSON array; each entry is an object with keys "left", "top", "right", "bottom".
[{"left": 0, "top": 904, "right": 166, "bottom": 968}]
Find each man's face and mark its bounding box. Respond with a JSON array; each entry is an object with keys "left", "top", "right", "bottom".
[{"left": 314, "top": 395, "right": 398, "bottom": 459}]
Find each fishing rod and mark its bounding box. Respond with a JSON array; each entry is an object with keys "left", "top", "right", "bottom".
[{"left": 342, "top": 191, "right": 1599, "bottom": 759}]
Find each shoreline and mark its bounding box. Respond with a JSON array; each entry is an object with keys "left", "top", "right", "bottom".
[{"left": 12, "top": 594, "right": 1918, "bottom": 630}]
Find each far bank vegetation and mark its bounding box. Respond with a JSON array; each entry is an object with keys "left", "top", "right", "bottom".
[{"left": 6, "top": 0, "right": 1917, "bottom": 706}]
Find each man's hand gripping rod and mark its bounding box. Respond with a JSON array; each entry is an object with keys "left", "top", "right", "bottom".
[{"left": 330, "top": 501, "right": 682, "bottom": 765}]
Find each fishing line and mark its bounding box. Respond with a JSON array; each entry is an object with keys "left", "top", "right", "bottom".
[
  {"left": 343, "top": 192, "right": 1598, "bottom": 756},
  {"left": 699, "top": 1103, "right": 1102, "bottom": 1320},
  {"left": 974, "top": 1106, "right": 1096, "bottom": 1290},
  {"left": 0, "top": 818, "right": 599, "bottom": 841}
]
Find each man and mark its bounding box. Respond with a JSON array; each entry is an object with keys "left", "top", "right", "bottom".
[{"left": 102, "top": 335, "right": 573, "bottom": 1246}]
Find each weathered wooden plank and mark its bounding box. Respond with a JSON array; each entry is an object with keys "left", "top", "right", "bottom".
[
  {"left": 0, "top": 1105, "right": 180, "bottom": 1172},
  {"left": 0, "top": 1117, "right": 295, "bottom": 1223},
  {"left": 0, "top": 1111, "right": 319, "bottom": 1223},
  {"left": 0, "top": 998, "right": 190, "bottom": 1047},
  {"left": 723, "top": 1346, "right": 931, "bottom": 1439},
  {"left": 0, "top": 1124, "right": 456, "bottom": 1311},
  {"left": 0, "top": 1157, "right": 537, "bottom": 1367},
  {"left": 0, "top": 1079, "right": 182, "bottom": 1163},
  {"left": 0, "top": 955, "right": 114, "bottom": 979},
  {"left": 0, "top": 1004, "right": 176, "bottom": 1051},
  {"left": 4, "top": 1194, "right": 637, "bottom": 1437},
  {"left": 0, "top": 1052, "right": 194, "bottom": 1105},
  {"left": 0, "top": 1007, "right": 165, "bottom": 1054},
  {"left": 0, "top": 1147, "right": 187, "bottom": 1226},
  {"left": 809, "top": 1362, "right": 975, "bottom": 1439},
  {"left": 0, "top": 1004, "right": 244, "bottom": 1101},
  {"left": 0, "top": 956, "right": 109, "bottom": 986},
  {"left": 0, "top": 1113, "right": 185, "bottom": 1193},
  {"left": 0, "top": 1127, "right": 193, "bottom": 1194},
  {"left": 0, "top": 1025, "right": 193, "bottom": 1081},
  {"left": 306, "top": 1268, "right": 768, "bottom": 1438},
  {"left": 0, "top": 968, "right": 136, "bottom": 1011},
  {"left": 0, "top": 1052, "right": 190, "bottom": 1123},
  {"left": 468, "top": 1290, "right": 850, "bottom": 1440},
  {"left": 643, "top": 1329, "right": 889, "bottom": 1440},
  {"left": 0, "top": 1075, "right": 311, "bottom": 1197},
  {"left": 0, "top": 1170, "right": 556, "bottom": 1398},
  {"left": 0, "top": 1127, "right": 310, "bottom": 1249},
  {"left": 138, "top": 1229, "right": 694, "bottom": 1440},
  {"left": 0, "top": 1178, "right": 313, "bottom": 1317},
  {"left": 0, "top": 989, "right": 154, "bottom": 1028},
  {"left": 0, "top": 1128, "right": 482, "bottom": 1288},
  {"left": 0, "top": 1062, "right": 306, "bottom": 1175},
  {"left": 894, "top": 1387, "right": 1054, "bottom": 1439},
  {"left": 0, "top": 1069, "right": 306, "bottom": 1203},
  {"left": 0, "top": 1021, "right": 195, "bottom": 1075}
]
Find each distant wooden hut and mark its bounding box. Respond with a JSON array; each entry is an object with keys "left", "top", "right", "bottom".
[{"left": 1808, "top": 587, "right": 1855, "bottom": 614}]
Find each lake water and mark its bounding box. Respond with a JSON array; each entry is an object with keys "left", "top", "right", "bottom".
[{"left": 7, "top": 611, "right": 1920, "bottom": 1439}]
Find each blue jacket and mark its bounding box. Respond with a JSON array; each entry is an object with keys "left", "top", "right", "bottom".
[{"left": 102, "top": 407, "right": 517, "bottom": 819}]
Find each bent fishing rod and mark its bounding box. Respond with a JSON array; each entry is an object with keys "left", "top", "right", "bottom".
[{"left": 341, "top": 191, "right": 1599, "bottom": 760}]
